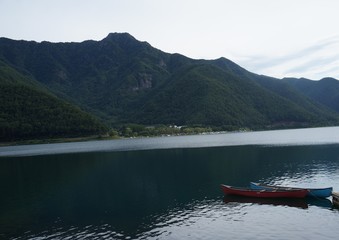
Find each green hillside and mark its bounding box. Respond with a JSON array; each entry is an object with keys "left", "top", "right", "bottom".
[
  {"left": 0, "top": 61, "right": 108, "bottom": 141},
  {"left": 283, "top": 77, "right": 339, "bottom": 113},
  {"left": 131, "top": 64, "right": 332, "bottom": 128}
]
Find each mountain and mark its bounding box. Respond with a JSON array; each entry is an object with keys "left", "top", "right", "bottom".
[
  {"left": 0, "top": 60, "right": 108, "bottom": 141},
  {"left": 282, "top": 77, "right": 339, "bottom": 113},
  {"left": 0, "top": 33, "right": 339, "bottom": 141}
]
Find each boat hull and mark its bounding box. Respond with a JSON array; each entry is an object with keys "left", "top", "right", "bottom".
[
  {"left": 221, "top": 184, "right": 308, "bottom": 198},
  {"left": 250, "top": 182, "right": 332, "bottom": 198},
  {"left": 333, "top": 192, "right": 339, "bottom": 207}
]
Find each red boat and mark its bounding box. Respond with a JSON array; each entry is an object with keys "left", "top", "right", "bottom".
[{"left": 221, "top": 184, "right": 309, "bottom": 198}]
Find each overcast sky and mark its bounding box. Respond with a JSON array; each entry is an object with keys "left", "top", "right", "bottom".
[{"left": 1, "top": 0, "right": 339, "bottom": 80}]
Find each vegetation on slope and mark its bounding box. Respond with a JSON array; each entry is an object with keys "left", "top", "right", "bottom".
[
  {"left": 0, "top": 62, "right": 108, "bottom": 141},
  {"left": 283, "top": 77, "right": 339, "bottom": 113}
]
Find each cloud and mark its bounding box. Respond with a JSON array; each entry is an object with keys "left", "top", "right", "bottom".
[
  {"left": 237, "top": 36, "right": 339, "bottom": 80},
  {"left": 286, "top": 54, "right": 339, "bottom": 75}
]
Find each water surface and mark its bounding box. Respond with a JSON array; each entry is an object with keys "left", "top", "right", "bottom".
[{"left": 1, "top": 127, "right": 339, "bottom": 239}]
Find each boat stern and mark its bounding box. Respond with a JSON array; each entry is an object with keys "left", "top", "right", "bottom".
[{"left": 332, "top": 192, "right": 339, "bottom": 208}]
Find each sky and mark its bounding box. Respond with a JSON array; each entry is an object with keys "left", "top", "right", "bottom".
[{"left": 1, "top": 0, "right": 339, "bottom": 80}]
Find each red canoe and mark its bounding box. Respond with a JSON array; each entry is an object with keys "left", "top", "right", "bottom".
[{"left": 221, "top": 184, "right": 309, "bottom": 198}]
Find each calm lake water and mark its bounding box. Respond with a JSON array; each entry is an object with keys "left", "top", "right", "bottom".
[{"left": 1, "top": 127, "right": 339, "bottom": 239}]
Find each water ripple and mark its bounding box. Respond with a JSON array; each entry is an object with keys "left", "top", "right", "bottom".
[{"left": 6, "top": 196, "right": 339, "bottom": 240}]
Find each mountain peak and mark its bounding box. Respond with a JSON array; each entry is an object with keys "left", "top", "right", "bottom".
[
  {"left": 319, "top": 77, "right": 338, "bottom": 82},
  {"left": 103, "top": 32, "right": 137, "bottom": 42},
  {"left": 101, "top": 32, "right": 152, "bottom": 50}
]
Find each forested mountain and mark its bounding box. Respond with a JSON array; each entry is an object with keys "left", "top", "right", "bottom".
[
  {"left": 282, "top": 77, "right": 339, "bottom": 113},
  {"left": 0, "top": 60, "right": 108, "bottom": 141},
  {"left": 0, "top": 33, "right": 339, "bottom": 141}
]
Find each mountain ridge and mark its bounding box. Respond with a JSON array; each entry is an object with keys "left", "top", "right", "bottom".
[{"left": 1, "top": 32, "right": 339, "bottom": 141}]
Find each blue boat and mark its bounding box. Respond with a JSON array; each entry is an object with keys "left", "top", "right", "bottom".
[{"left": 250, "top": 182, "right": 332, "bottom": 198}]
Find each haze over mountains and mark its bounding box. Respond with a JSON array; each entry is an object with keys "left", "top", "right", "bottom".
[{"left": 1, "top": 33, "right": 339, "bottom": 141}]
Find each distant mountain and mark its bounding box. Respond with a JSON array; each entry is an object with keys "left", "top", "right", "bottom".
[
  {"left": 282, "top": 77, "right": 339, "bottom": 113},
  {"left": 0, "top": 32, "right": 339, "bottom": 141}
]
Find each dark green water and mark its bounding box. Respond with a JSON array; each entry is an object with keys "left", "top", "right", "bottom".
[{"left": 1, "top": 130, "right": 339, "bottom": 239}]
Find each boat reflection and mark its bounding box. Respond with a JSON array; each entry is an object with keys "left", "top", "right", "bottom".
[
  {"left": 223, "top": 195, "right": 308, "bottom": 209},
  {"left": 223, "top": 195, "right": 336, "bottom": 210},
  {"left": 306, "top": 198, "right": 333, "bottom": 209}
]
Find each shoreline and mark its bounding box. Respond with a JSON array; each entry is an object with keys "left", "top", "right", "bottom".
[
  {"left": 0, "top": 135, "right": 120, "bottom": 147},
  {"left": 1, "top": 126, "right": 339, "bottom": 158},
  {"left": 1, "top": 125, "right": 338, "bottom": 148},
  {"left": 0, "top": 129, "right": 234, "bottom": 147}
]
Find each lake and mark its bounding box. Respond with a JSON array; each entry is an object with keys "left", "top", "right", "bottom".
[{"left": 1, "top": 127, "right": 339, "bottom": 239}]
